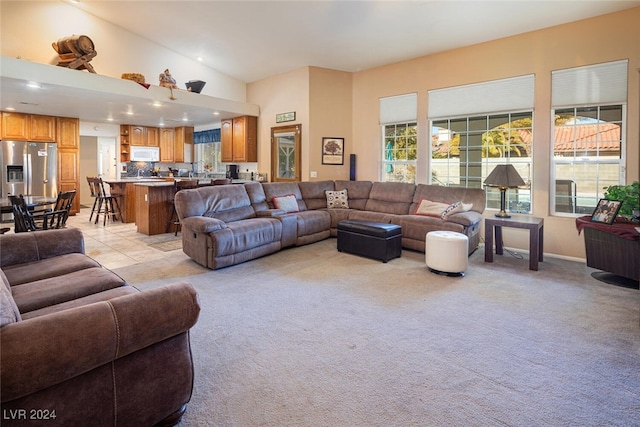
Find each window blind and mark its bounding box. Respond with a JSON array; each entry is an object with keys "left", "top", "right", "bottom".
[
  {"left": 428, "top": 75, "right": 535, "bottom": 119},
  {"left": 379, "top": 93, "right": 417, "bottom": 124},
  {"left": 552, "top": 59, "right": 628, "bottom": 107}
]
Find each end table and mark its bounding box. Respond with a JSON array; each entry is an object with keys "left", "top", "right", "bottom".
[{"left": 485, "top": 215, "right": 544, "bottom": 271}]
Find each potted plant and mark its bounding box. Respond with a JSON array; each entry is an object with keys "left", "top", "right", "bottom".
[{"left": 603, "top": 181, "right": 639, "bottom": 222}]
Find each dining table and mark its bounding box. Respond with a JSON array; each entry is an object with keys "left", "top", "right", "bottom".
[{"left": 0, "top": 196, "right": 57, "bottom": 214}]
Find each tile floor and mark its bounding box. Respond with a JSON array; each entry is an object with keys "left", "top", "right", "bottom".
[{"left": 4, "top": 208, "right": 178, "bottom": 270}]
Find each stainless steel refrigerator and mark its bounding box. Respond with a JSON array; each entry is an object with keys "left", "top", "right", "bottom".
[{"left": 1, "top": 140, "right": 58, "bottom": 199}]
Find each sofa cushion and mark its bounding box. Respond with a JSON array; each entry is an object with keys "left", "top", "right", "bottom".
[
  {"left": 299, "top": 181, "right": 335, "bottom": 210},
  {"left": 20, "top": 286, "right": 140, "bottom": 320},
  {"left": 12, "top": 266, "right": 127, "bottom": 314},
  {"left": 262, "top": 183, "right": 307, "bottom": 211},
  {"left": 3, "top": 253, "right": 101, "bottom": 286},
  {"left": 273, "top": 194, "right": 299, "bottom": 213},
  {"left": 175, "top": 185, "right": 255, "bottom": 223},
  {"left": 213, "top": 218, "right": 283, "bottom": 257},
  {"left": 364, "top": 182, "right": 415, "bottom": 215},
  {"left": 1, "top": 273, "right": 21, "bottom": 326},
  {"left": 326, "top": 189, "right": 349, "bottom": 208},
  {"left": 334, "top": 180, "right": 372, "bottom": 210}
]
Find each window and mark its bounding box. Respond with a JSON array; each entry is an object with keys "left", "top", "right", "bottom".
[
  {"left": 431, "top": 112, "right": 533, "bottom": 212},
  {"left": 382, "top": 122, "right": 417, "bottom": 183},
  {"left": 380, "top": 93, "right": 417, "bottom": 183},
  {"left": 428, "top": 75, "right": 535, "bottom": 213},
  {"left": 193, "top": 128, "right": 222, "bottom": 175},
  {"left": 551, "top": 60, "right": 627, "bottom": 215}
]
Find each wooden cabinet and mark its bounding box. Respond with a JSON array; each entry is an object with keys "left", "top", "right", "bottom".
[
  {"left": 221, "top": 119, "right": 233, "bottom": 162},
  {"left": 174, "top": 126, "right": 194, "bottom": 163},
  {"left": 129, "top": 126, "right": 147, "bottom": 146},
  {"left": 29, "top": 115, "right": 56, "bottom": 142},
  {"left": 221, "top": 116, "right": 257, "bottom": 162},
  {"left": 159, "top": 128, "right": 175, "bottom": 162},
  {"left": 146, "top": 127, "right": 159, "bottom": 147},
  {"left": 135, "top": 183, "right": 175, "bottom": 235},
  {"left": 1, "top": 112, "right": 29, "bottom": 139},
  {"left": 120, "top": 126, "right": 131, "bottom": 162},
  {"left": 56, "top": 117, "right": 80, "bottom": 215},
  {"left": 56, "top": 117, "right": 79, "bottom": 148},
  {"left": 1, "top": 112, "right": 55, "bottom": 141}
]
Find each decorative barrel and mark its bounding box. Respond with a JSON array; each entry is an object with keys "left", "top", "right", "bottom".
[{"left": 52, "top": 35, "right": 95, "bottom": 56}]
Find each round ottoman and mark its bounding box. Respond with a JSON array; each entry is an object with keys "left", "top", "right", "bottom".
[{"left": 425, "top": 231, "right": 469, "bottom": 276}]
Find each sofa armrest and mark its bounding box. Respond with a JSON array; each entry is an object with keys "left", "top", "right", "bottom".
[
  {"left": 256, "top": 209, "right": 287, "bottom": 217},
  {"left": 445, "top": 211, "right": 483, "bottom": 227},
  {"left": 0, "top": 282, "right": 200, "bottom": 402},
  {"left": 182, "top": 216, "right": 227, "bottom": 233}
]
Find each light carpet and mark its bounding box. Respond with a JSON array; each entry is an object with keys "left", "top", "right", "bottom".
[{"left": 113, "top": 239, "right": 640, "bottom": 427}]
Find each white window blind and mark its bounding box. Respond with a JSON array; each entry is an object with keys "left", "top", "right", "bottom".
[
  {"left": 379, "top": 93, "right": 417, "bottom": 124},
  {"left": 552, "top": 60, "right": 628, "bottom": 107},
  {"left": 428, "top": 75, "right": 535, "bottom": 119}
]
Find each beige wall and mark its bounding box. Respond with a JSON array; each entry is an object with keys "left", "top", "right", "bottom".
[
  {"left": 250, "top": 8, "right": 639, "bottom": 259},
  {"left": 0, "top": 1, "right": 247, "bottom": 102},
  {"left": 348, "top": 7, "right": 640, "bottom": 259}
]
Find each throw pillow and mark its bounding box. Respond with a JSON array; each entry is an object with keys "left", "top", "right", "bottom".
[
  {"left": 273, "top": 194, "right": 299, "bottom": 213},
  {"left": 414, "top": 199, "right": 450, "bottom": 217},
  {"left": 326, "top": 189, "right": 349, "bottom": 209},
  {"left": 440, "top": 201, "right": 474, "bottom": 219}
]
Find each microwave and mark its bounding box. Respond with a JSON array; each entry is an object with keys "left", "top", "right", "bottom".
[{"left": 130, "top": 146, "right": 160, "bottom": 162}]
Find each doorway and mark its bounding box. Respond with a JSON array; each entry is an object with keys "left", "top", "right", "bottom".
[{"left": 271, "top": 124, "right": 301, "bottom": 182}]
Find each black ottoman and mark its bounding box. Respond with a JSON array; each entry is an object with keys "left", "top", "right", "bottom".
[{"left": 337, "top": 220, "right": 402, "bottom": 263}]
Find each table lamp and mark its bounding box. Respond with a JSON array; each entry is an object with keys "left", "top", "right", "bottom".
[{"left": 484, "top": 164, "right": 525, "bottom": 218}]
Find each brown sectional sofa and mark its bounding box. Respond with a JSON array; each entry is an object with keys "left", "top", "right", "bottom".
[
  {"left": 175, "top": 180, "right": 485, "bottom": 270},
  {"left": 0, "top": 228, "right": 200, "bottom": 426}
]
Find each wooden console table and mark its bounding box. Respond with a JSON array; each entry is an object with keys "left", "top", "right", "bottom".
[{"left": 485, "top": 215, "right": 544, "bottom": 271}]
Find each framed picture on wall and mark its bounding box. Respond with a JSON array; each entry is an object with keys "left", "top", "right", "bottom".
[
  {"left": 321, "top": 137, "right": 344, "bottom": 165},
  {"left": 590, "top": 199, "right": 622, "bottom": 224}
]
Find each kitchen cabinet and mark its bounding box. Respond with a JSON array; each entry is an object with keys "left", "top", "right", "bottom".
[
  {"left": 56, "top": 117, "right": 79, "bottom": 148},
  {"left": 221, "top": 116, "right": 257, "bottom": 162},
  {"left": 56, "top": 117, "right": 80, "bottom": 214},
  {"left": 174, "top": 126, "right": 194, "bottom": 163},
  {"left": 159, "top": 128, "right": 175, "bottom": 162},
  {"left": 146, "top": 127, "right": 159, "bottom": 147},
  {"left": 29, "top": 115, "right": 56, "bottom": 142},
  {"left": 1, "top": 112, "right": 56, "bottom": 142},
  {"left": 129, "top": 125, "right": 147, "bottom": 146},
  {"left": 1, "top": 112, "right": 28, "bottom": 139}
]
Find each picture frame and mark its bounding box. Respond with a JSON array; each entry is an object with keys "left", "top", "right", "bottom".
[
  {"left": 590, "top": 199, "right": 622, "bottom": 224},
  {"left": 321, "top": 137, "right": 344, "bottom": 165},
  {"left": 276, "top": 112, "right": 296, "bottom": 123}
]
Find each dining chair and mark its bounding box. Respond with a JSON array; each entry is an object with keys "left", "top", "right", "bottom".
[{"left": 8, "top": 193, "right": 75, "bottom": 232}]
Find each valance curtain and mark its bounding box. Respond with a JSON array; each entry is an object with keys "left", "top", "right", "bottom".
[{"left": 194, "top": 128, "right": 221, "bottom": 144}]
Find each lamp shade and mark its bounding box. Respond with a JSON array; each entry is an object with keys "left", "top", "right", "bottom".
[{"left": 484, "top": 164, "right": 525, "bottom": 188}]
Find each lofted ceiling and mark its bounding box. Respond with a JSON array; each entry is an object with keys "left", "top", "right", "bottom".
[{"left": 2, "top": 0, "right": 639, "bottom": 129}]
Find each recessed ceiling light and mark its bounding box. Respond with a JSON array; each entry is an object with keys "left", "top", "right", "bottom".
[
  {"left": 26, "top": 82, "right": 41, "bottom": 89},
  {"left": 126, "top": 111, "right": 134, "bottom": 115},
  {"left": 182, "top": 117, "right": 189, "bottom": 122},
  {"left": 5, "top": 107, "right": 16, "bottom": 111},
  {"left": 197, "top": 57, "right": 204, "bottom": 62},
  {"left": 153, "top": 101, "right": 162, "bottom": 107},
  {"left": 213, "top": 111, "right": 220, "bottom": 115}
]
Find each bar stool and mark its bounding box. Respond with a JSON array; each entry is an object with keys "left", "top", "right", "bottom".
[
  {"left": 167, "top": 180, "right": 199, "bottom": 235},
  {"left": 87, "top": 177, "right": 122, "bottom": 225}
]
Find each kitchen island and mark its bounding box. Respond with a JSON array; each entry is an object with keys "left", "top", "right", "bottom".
[
  {"left": 134, "top": 181, "right": 175, "bottom": 235},
  {"left": 106, "top": 178, "right": 173, "bottom": 223}
]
